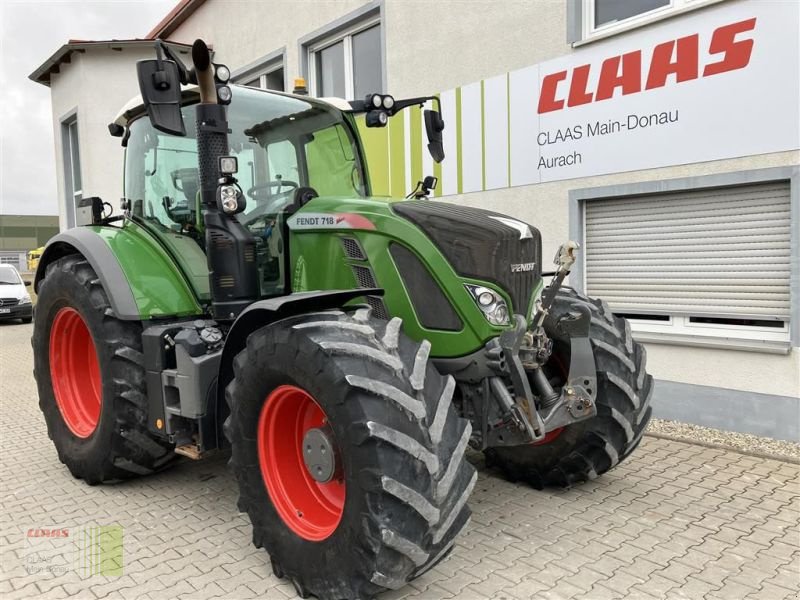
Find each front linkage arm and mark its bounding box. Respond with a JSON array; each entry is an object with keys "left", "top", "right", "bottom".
[{"left": 484, "top": 241, "right": 597, "bottom": 447}]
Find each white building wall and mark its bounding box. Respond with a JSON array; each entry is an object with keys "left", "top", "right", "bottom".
[
  {"left": 383, "top": 1, "right": 566, "bottom": 96},
  {"left": 167, "top": 0, "right": 371, "bottom": 87},
  {"left": 49, "top": 52, "right": 82, "bottom": 232},
  {"left": 49, "top": 47, "right": 158, "bottom": 229}
]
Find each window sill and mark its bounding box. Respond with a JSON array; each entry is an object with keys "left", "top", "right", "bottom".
[
  {"left": 573, "top": 0, "right": 726, "bottom": 48},
  {"left": 631, "top": 331, "right": 792, "bottom": 355}
]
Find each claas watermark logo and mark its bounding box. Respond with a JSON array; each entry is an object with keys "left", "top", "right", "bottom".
[{"left": 24, "top": 525, "right": 123, "bottom": 577}]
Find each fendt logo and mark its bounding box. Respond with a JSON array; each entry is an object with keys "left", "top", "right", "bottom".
[
  {"left": 538, "top": 17, "right": 757, "bottom": 114},
  {"left": 511, "top": 262, "right": 536, "bottom": 273},
  {"left": 27, "top": 528, "right": 69, "bottom": 538}
]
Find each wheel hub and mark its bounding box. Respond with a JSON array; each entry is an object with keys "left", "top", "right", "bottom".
[{"left": 302, "top": 426, "right": 338, "bottom": 483}]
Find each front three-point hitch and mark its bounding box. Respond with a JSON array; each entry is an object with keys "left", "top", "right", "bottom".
[{"left": 483, "top": 241, "right": 597, "bottom": 448}]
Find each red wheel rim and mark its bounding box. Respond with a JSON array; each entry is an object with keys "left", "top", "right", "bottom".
[
  {"left": 49, "top": 307, "right": 102, "bottom": 438},
  {"left": 258, "top": 385, "right": 345, "bottom": 541},
  {"left": 533, "top": 427, "right": 564, "bottom": 445}
]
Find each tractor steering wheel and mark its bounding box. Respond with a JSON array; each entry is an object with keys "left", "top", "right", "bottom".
[
  {"left": 247, "top": 179, "right": 299, "bottom": 199},
  {"left": 238, "top": 192, "right": 295, "bottom": 227}
]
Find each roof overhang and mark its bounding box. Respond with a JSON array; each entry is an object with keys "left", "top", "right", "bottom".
[
  {"left": 147, "top": 0, "right": 207, "bottom": 39},
  {"left": 29, "top": 39, "right": 192, "bottom": 87}
]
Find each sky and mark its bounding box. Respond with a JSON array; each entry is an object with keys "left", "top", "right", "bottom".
[{"left": 0, "top": 0, "right": 175, "bottom": 216}]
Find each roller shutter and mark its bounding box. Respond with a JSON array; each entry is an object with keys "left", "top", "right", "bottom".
[{"left": 584, "top": 182, "right": 791, "bottom": 319}]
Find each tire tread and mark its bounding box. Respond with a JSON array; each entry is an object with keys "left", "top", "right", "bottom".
[{"left": 486, "top": 288, "right": 652, "bottom": 489}]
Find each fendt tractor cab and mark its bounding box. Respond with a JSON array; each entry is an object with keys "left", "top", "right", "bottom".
[{"left": 33, "top": 40, "right": 652, "bottom": 599}]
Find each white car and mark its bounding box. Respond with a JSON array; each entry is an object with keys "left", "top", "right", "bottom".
[{"left": 0, "top": 264, "right": 33, "bottom": 323}]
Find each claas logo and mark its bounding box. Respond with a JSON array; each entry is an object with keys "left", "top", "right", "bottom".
[
  {"left": 27, "top": 528, "right": 69, "bottom": 538},
  {"left": 538, "top": 17, "right": 757, "bottom": 113}
]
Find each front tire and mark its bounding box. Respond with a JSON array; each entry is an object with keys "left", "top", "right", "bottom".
[
  {"left": 33, "top": 255, "right": 174, "bottom": 484},
  {"left": 225, "top": 308, "right": 476, "bottom": 600},
  {"left": 486, "top": 288, "right": 653, "bottom": 488}
]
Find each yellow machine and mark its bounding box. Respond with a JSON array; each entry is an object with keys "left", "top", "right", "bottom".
[{"left": 27, "top": 247, "right": 44, "bottom": 272}]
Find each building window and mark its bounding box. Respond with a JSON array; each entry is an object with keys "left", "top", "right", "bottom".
[
  {"left": 579, "top": 0, "right": 720, "bottom": 42},
  {"left": 234, "top": 51, "right": 285, "bottom": 91},
  {"left": 593, "top": 0, "right": 670, "bottom": 29},
  {"left": 236, "top": 60, "right": 286, "bottom": 92},
  {"left": 308, "top": 20, "right": 382, "bottom": 99},
  {"left": 583, "top": 181, "right": 792, "bottom": 350},
  {"left": 242, "top": 69, "right": 285, "bottom": 91},
  {"left": 61, "top": 116, "right": 82, "bottom": 228}
]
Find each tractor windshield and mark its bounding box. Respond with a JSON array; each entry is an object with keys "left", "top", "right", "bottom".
[{"left": 124, "top": 86, "right": 368, "bottom": 296}]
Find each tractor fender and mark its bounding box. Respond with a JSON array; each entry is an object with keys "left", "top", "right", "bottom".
[
  {"left": 34, "top": 228, "right": 140, "bottom": 320},
  {"left": 214, "top": 288, "right": 382, "bottom": 444},
  {"left": 35, "top": 225, "right": 204, "bottom": 321}
]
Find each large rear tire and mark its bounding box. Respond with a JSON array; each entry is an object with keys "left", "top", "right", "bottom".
[
  {"left": 225, "top": 308, "right": 476, "bottom": 600},
  {"left": 485, "top": 288, "right": 653, "bottom": 488},
  {"left": 33, "top": 255, "right": 174, "bottom": 484}
]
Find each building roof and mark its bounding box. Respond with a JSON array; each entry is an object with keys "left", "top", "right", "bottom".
[
  {"left": 29, "top": 39, "right": 192, "bottom": 87},
  {"left": 147, "top": 0, "right": 206, "bottom": 39}
]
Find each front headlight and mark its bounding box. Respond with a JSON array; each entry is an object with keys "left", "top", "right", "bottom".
[
  {"left": 465, "top": 284, "right": 510, "bottom": 326},
  {"left": 219, "top": 185, "right": 239, "bottom": 214},
  {"left": 18, "top": 295, "right": 31, "bottom": 305}
]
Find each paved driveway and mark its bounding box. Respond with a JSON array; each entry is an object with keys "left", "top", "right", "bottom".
[{"left": 1, "top": 321, "right": 798, "bottom": 599}]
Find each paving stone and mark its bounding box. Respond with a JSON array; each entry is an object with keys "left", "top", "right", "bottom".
[
  {"left": 458, "top": 572, "right": 515, "bottom": 598},
  {"left": 504, "top": 576, "right": 552, "bottom": 599},
  {"left": 559, "top": 567, "right": 607, "bottom": 593},
  {"left": 735, "top": 564, "right": 782, "bottom": 588},
  {"left": 670, "top": 575, "right": 723, "bottom": 598},
  {"left": 3, "top": 322, "right": 800, "bottom": 600},
  {"left": 596, "top": 570, "right": 647, "bottom": 596},
  {"left": 40, "top": 584, "right": 71, "bottom": 599},
  {"left": 434, "top": 568, "right": 482, "bottom": 595},
  {"left": 535, "top": 580, "right": 586, "bottom": 599},
  {"left": 706, "top": 577, "right": 762, "bottom": 599},
  {"left": 656, "top": 560, "right": 702, "bottom": 585},
  {"left": 576, "top": 584, "right": 626, "bottom": 599},
  {"left": 745, "top": 581, "right": 798, "bottom": 600},
  {"left": 630, "top": 573, "right": 681, "bottom": 598},
  {"left": 769, "top": 562, "right": 800, "bottom": 591},
  {"left": 605, "top": 541, "right": 649, "bottom": 566}
]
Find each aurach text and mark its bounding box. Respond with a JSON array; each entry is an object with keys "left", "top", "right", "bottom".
[{"left": 538, "top": 17, "right": 756, "bottom": 114}]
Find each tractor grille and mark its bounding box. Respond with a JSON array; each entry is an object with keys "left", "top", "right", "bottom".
[
  {"left": 210, "top": 231, "right": 233, "bottom": 250},
  {"left": 351, "top": 265, "right": 377, "bottom": 289},
  {"left": 389, "top": 243, "right": 462, "bottom": 331},
  {"left": 392, "top": 201, "right": 542, "bottom": 316},
  {"left": 341, "top": 237, "right": 366, "bottom": 260},
  {"left": 365, "top": 296, "right": 389, "bottom": 320},
  {"left": 216, "top": 275, "right": 235, "bottom": 288},
  {"left": 348, "top": 260, "right": 388, "bottom": 320},
  {"left": 0, "top": 298, "right": 17, "bottom": 307}
]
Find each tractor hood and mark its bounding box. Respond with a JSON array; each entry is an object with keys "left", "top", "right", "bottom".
[{"left": 391, "top": 201, "right": 542, "bottom": 319}]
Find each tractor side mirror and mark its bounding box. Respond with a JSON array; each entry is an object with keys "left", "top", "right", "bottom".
[
  {"left": 136, "top": 59, "right": 185, "bottom": 136},
  {"left": 424, "top": 109, "right": 445, "bottom": 163}
]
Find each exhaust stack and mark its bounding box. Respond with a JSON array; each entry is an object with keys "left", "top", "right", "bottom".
[{"left": 192, "top": 39, "right": 260, "bottom": 320}]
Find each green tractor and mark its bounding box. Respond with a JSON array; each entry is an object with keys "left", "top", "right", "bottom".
[{"left": 33, "top": 40, "right": 652, "bottom": 599}]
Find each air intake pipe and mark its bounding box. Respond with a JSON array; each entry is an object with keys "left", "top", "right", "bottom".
[{"left": 192, "top": 39, "right": 259, "bottom": 320}]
